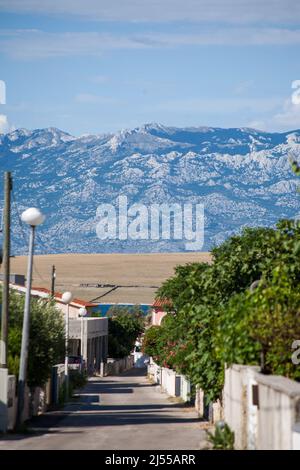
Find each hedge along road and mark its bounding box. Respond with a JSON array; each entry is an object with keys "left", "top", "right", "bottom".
[{"left": 0, "top": 368, "right": 208, "bottom": 450}]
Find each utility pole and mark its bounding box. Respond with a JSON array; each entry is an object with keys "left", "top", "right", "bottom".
[
  {"left": 51, "top": 264, "right": 56, "bottom": 297},
  {"left": 0, "top": 171, "right": 12, "bottom": 369}
]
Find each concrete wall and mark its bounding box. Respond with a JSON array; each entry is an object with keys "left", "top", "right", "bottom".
[
  {"left": 223, "top": 364, "right": 300, "bottom": 450},
  {"left": 151, "top": 309, "right": 167, "bottom": 326},
  {"left": 0, "top": 370, "right": 17, "bottom": 432},
  {"left": 0, "top": 368, "right": 9, "bottom": 432},
  {"left": 147, "top": 359, "right": 191, "bottom": 402},
  {"left": 7, "top": 375, "right": 17, "bottom": 430},
  {"left": 51, "top": 364, "right": 66, "bottom": 405},
  {"left": 106, "top": 356, "right": 134, "bottom": 375},
  {"left": 223, "top": 364, "right": 258, "bottom": 449},
  {"left": 69, "top": 317, "right": 108, "bottom": 375},
  {"left": 194, "top": 386, "right": 223, "bottom": 423},
  {"left": 0, "top": 363, "right": 69, "bottom": 432},
  {"left": 255, "top": 374, "right": 300, "bottom": 450},
  {"left": 181, "top": 376, "right": 191, "bottom": 402}
]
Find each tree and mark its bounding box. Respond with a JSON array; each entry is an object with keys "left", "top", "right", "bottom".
[
  {"left": 107, "top": 304, "right": 145, "bottom": 320},
  {"left": 107, "top": 307, "right": 144, "bottom": 359},
  {"left": 147, "top": 219, "right": 300, "bottom": 402},
  {"left": 0, "top": 289, "right": 65, "bottom": 387},
  {"left": 142, "top": 325, "right": 161, "bottom": 359}
]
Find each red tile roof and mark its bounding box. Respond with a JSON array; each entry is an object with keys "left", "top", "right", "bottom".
[
  {"left": 29, "top": 286, "right": 97, "bottom": 308},
  {"left": 152, "top": 297, "right": 172, "bottom": 309}
]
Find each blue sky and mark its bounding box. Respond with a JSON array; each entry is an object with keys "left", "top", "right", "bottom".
[{"left": 0, "top": 0, "right": 300, "bottom": 135}]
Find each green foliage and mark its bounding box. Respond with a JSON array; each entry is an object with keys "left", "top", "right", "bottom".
[
  {"left": 108, "top": 307, "right": 144, "bottom": 358},
  {"left": 91, "top": 310, "right": 102, "bottom": 317},
  {"left": 0, "top": 289, "right": 65, "bottom": 387},
  {"left": 107, "top": 304, "right": 145, "bottom": 320},
  {"left": 142, "top": 326, "right": 162, "bottom": 358},
  {"left": 290, "top": 156, "right": 300, "bottom": 176},
  {"left": 69, "top": 369, "right": 88, "bottom": 390},
  {"left": 207, "top": 421, "right": 235, "bottom": 450},
  {"left": 58, "top": 382, "right": 68, "bottom": 404},
  {"left": 146, "top": 219, "right": 300, "bottom": 402}
]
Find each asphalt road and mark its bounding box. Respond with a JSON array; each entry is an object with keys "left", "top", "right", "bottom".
[{"left": 0, "top": 368, "right": 207, "bottom": 450}]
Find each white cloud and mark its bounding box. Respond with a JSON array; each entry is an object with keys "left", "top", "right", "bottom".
[
  {"left": 0, "top": 79, "right": 6, "bottom": 104},
  {"left": 2, "top": 28, "right": 300, "bottom": 60},
  {"left": 0, "top": 31, "right": 150, "bottom": 59},
  {"left": 247, "top": 86, "right": 300, "bottom": 132},
  {"left": 0, "top": 114, "right": 10, "bottom": 133},
  {"left": 75, "top": 93, "right": 122, "bottom": 105},
  {"left": 0, "top": 0, "right": 300, "bottom": 24},
  {"left": 149, "top": 97, "right": 282, "bottom": 114},
  {"left": 234, "top": 80, "right": 254, "bottom": 95},
  {"left": 291, "top": 80, "right": 300, "bottom": 105},
  {"left": 90, "top": 75, "right": 110, "bottom": 84},
  {"left": 271, "top": 99, "right": 300, "bottom": 130}
]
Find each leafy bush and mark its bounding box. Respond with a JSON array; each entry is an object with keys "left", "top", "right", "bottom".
[
  {"left": 108, "top": 307, "right": 144, "bottom": 358},
  {"left": 142, "top": 326, "right": 161, "bottom": 358},
  {"left": 107, "top": 304, "right": 145, "bottom": 320},
  {"left": 146, "top": 219, "right": 300, "bottom": 402},
  {"left": 69, "top": 369, "right": 87, "bottom": 390},
  {"left": 0, "top": 289, "right": 65, "bottom": 387}
]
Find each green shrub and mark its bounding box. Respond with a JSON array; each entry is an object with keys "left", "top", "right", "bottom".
[
  {"left": 207, "top": 421, "right": 235, "bottom": 450},
  {"left": 108, "top": 308, "right": 144, "bottom": 358},
  {"left": 149, "top": 219, "right": 300, "bottom": 402},
  {"left": 69, "top": 369, "right": 87, "bottom": 390},
  {"left": 0, "top": 290, "right": 65, "bottom": 387}
]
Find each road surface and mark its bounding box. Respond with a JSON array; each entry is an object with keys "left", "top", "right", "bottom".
[{"left": 0, "top": 368, "right": 208, "bottom": 450}]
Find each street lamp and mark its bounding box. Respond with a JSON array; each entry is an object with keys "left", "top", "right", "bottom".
[
  {"left": 78, "top": 307, "right": 87, "bottom": 317},
  {"left": 78, "top": 307, "right": 87, "bottom": 366},
  {"left": 62, "top": 291, "right": 73, "bottom": 398},
  {"left": 16, "top": 207, "right": 45, "bottom": 427}
]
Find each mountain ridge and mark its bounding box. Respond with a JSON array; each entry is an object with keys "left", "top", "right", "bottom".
[{"left": 1, "top": 123, "right": 300, "bottom": 254}]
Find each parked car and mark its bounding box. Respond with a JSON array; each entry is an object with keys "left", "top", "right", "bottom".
[{"left": 68, "top": 355, "right": 86, "bottom": 371}]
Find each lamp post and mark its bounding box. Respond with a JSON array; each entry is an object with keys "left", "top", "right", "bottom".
[
  {"left": 78, "top": 307, "right": 87, "bottom": 368},
  {"left": 62, "top": 291, "right": 73, "bottom": 398},
  {"left": 16, "top": 207, "right": 45, "bottom": 427}
]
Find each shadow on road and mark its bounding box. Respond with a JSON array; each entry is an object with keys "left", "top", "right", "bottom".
[{"left": 0, "top": 367, "right": 200, "bottom": 444}]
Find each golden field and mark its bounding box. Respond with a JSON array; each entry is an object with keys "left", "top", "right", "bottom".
[{"left": 8, "top": 252, "right": 212, "bottom": 305}]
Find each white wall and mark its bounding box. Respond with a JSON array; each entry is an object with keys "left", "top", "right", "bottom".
[
  {"left": 147, "top": 360, "right": 191, "bottom": 402},
  {"left": 0, "top": 368, "right": 9, "bottom": 432},
  {"left": 223, "top": 364, "right": 300, "bottom": 450}
]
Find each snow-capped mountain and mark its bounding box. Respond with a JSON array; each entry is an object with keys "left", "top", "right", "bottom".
[{"left": 1, "top": 123, "right": 300, "bottom": 254}]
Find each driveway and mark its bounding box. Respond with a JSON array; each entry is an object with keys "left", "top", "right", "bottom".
[{"left": 0, "top": 368, "right": 208, "bottom": 450}]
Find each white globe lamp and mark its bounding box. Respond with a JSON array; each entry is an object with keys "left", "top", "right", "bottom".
[
  {"left": 21, "top": 207, "right": 45, "bottom": 226},
  {"left": 62, "top": 291, "right": 73, "bottom": 305}
]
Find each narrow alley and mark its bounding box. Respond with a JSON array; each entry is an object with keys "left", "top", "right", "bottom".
[{"left": 0, "top": 369, "right": 207, "bottom": 450}]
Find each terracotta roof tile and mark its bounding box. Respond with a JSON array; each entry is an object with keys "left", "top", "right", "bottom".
[{"left": 152, "top": 297, "right": 172, "bottom": 309}]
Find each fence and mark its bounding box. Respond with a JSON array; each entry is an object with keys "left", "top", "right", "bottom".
[
  {"left": 0, "top": 363, "right": 67, "bottom": 432},
  {"left": 51, "top": 364, "right": 66, "bottom": 405},
  {"left": 147, "top": 358, "right": 300, "bottom": 450},
  {"left": 194, "top": 387, "right": 223, "bottom": 423},
  {"left": 223, "top": 364, "right": 300, "bottom": 450},
  {"left": 0, "top": 369, "right": 16, "bottom": 432},
  {"left": 147, "top": 359, "right": 191, "bottom": 402}
]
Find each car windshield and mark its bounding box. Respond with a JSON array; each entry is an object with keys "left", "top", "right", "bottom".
[{"left": 69, "top": 356, "right": 81, "bottom": 364}]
